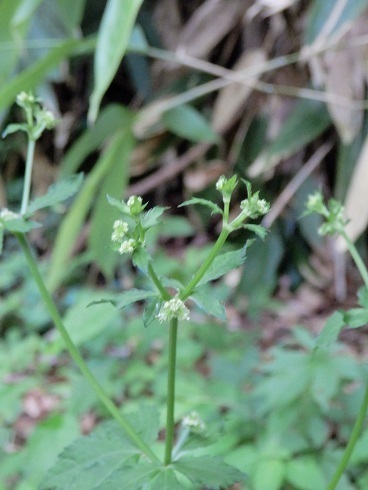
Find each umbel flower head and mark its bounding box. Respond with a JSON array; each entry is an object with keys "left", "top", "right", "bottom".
[{"left": 157, "top": 298, "right": 190, "bottom": 323}]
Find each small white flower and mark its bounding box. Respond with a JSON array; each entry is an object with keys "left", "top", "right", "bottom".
[
  {"left": 216, "top": 175, "right": 227, "bottom": 191},
  {"left": 127, "top": 195, "right": 142, "bottom": 208},
  {"left": 0, "top": 208, "right": 20, "bottom": 220},
  {"left": 118, "top": 238, "right": 136, "bottom": 254},
  {"left": 182, "top": 411, "right": 205, "bottom": 431},
  {"left": 157, "top": 298, "right": 190, "bottom": 323},
  {"left": 111, "top": 220, "right": 129, "bottom": 242}
]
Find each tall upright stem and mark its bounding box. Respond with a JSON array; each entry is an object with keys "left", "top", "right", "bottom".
[
  {"left": 164, "top": 318, "right": 178, "bottom": 465},
  {"left": 21, "top": 138, "right": 36, "bottom": 215},
  {"left": 16, "top": 232, "right": 160, "bottom": 464},
  {"left": 326, "top": 231, "right": 368, "bottom": 489}
]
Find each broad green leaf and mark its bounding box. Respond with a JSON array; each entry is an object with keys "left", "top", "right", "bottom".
[
  {"left": 88, "top": 0, "right": 143, "bottom": 122},
  {"left": 316, "top": 311, "right": 345, "bottom": 348},
  {"left": 179, "top": 197, "right": 222, "bottom": 215},
  {"left": 50, "top": 290, "right": 121, "bottom": 351},
  {"left": 106, "top": 194, "right": 132, "bottom": 217},
  {"left": 26, "top": 173, "right": 83, "bottom": 215},
  {"left": 253, "top": 459, "right": 285, "bottom": 490},
  {"left": 89, "top": 123, "right": 134, "bottom": 277},
  {"left": 305, "top": 0, "right": 368, "bottom": 45},
  {"left": 248, "top": 99, "right": 331, "bottom": 177},
  {"left": 141, "top": 207, "right": 169, "bottom": 229},
  {"left": 285, "top": 456, "right": 326, "bottom": 490},
  {"left": 40, "top": 421, "right": 140, "bottom": 490},
  {"left": 116, "top": 289, "right": 157, "bottom": 309},
  {"left": 358, "top": 286, "right": 368, "bottom": 308},
  {"left": 198, "top": 246, "right": 247, "bottom": 286},
  {"left": 190, "top": 287, "right": 226, "bottom": 321},
  {"left": 48, "top": 128, "right": 133, "bottom": 291},
  {"left": 174, "top": 456, "right": 246, "bottom": 489},
  {"left": 162, "top": 104, "right": 219, "bottom": 143},
  {"left": 132, "top": 246, "right": 151, "bottom": 274},
  {"left": 242, "top": 223, "right": 267, "bottom": 240},
  {"left": 97, "top": 462, "right": 162, "bottom": 490},
  {"left": 344, "top": 307, "right": 368, "bottom": 329},
  {"left": 1, "top": 217, "right": 40, "bottom": 233},
  {"left": 61, "top": 104, "right": 131, "bottom": 177}
]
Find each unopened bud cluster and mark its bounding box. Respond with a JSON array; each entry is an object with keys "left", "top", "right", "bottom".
[
  {"left": 306, "top": 191, "right": 347, "bottom": 235},
  {"left": 182, "top": 411, "right": 205, "bottom": 432}
]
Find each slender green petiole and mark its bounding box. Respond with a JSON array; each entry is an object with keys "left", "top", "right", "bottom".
[
  {"left": 16, "top": 232, "right": 161, "bottom": 465},
  {"left": 20, "top": 138, "right": 36, "bottom": 215},
  {"left": 164, "top": 318, "right": 178, "bottom": 465}
]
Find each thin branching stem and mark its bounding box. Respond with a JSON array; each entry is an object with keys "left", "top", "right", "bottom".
[
  {"left": 20, "top": 138, "right": 35, "bottom": 215},
  {"left": 16, "top": 232, "right": 161, "bottom": 465}
]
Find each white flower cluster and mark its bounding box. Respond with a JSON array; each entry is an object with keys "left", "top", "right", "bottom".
[
  {"left": 111, "top": 219, "right": 137, "bottom": 255},
  {"left": 240, "top": 197, "right": 269, "bottom": 218},
  {"left": 0, "top": 208, "right": 20, "bottom": 220},
  {"left": 182, "top": 411, "right": 205, "bottom": 431},
  {"left": 156, "top": 298, "right": 190, "bottom": 323}
]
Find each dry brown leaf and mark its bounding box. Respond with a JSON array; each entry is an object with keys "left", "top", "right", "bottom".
[
  {"left": 323, "top": 48, "right": 364, "bottom": 143},
  {"left": 336, "top": 133, "right": 368, "bottom": 251},
  {"left": 153, "top": 0, "right": 182, "bottom": 50},
  {"left": 212, "top": 49, "right": 266, "bottom": 133},
  {"left": 177, "top": 0, "right": 245, "bottom": 59}
]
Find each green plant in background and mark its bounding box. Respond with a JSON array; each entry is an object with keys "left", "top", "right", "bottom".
[
  {"left": 1, "top": 92, "right": 271, "bottom": 488},
  {"left": 306, "top": 192, "right": 368, "bottom": 489}
]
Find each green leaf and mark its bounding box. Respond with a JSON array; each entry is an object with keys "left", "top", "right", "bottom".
[
  {"left": 179, "top": 197, "right": 222, "bottom": 215},
  {"left": 174, "top": 456, "right": 246, "bottom": 489},
  {"left": 1, "top": 217, "right": 40, "bottom": 233},
  {"left": 106, "top": 194, "right": 131, "bottom": 215},
  {"left": 88, "top": 0, "right": 144, "bottom": 122},
  {"left": 132, "top": 247, "right": 151, "bottom": 274},
  {"left": 141, "top": 207, "right": 169, "bottom": 229},
  {"left": 242, "top": 223, "right": 267, "bottom": 239},
  {"left": 97, "top": 461, "right": 162, "bottom": 490},
  {"left": 40, "top": 421, "right": 139, "bottom": 490},
  {"left": 315, "top": 311, "right": 345, "bottom": 348},
  {"left": 26, "top": 173, "right": 83, "bottom": 215},
  {"left": 2, "top": 122, "right": 28, "bottom": 137},
  {"left": 198, "top": 246, "right": 247, "bottom": 286},
  {"left": 253, "top": 459, "right": 285, "bottom": 490},
  {"left": 48, "top": 128, "right": 133, "bottom": 291},
  {"left": 143, "top": 299, "right": 159, "bottom": 328},
  {"left": 248, "top": 99, "right": 331, "bottom": 177},
  {"left": 285, "top": 456, "right": 326, "bottom": 490},
  {"left": 190, "top": 287, "right": 226, "bottom": 321},
  {"left": 358, "top": 286, "right": 368, "bottom": 308},
  {"left": 344, "top": 307, "right": 368, "bottom": 329},
  {"left": 115, "top": 289, "right": 157, "bottom": 309},
  {"left": 162, "top": 104, "right": 220, "bottom": 143}
]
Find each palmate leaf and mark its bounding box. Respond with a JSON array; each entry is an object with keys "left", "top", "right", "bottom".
[
  {"left": 140, "top": 206, "right": 169, "bottom": 229},
  {"left": 174, "top": 456, "right": 247, "bottom": 489},
  {"left": 197, "top": 245, "right": 247, "bottom": 286},
  {"left": 41, "top": 407, "right": 160, "bottom": 490},
  {"left": 190, "top": 286, "right": 226, "bottom": 321},
  {"left": 26, "top": 173, "right": 83, "bottom": 216},
  {"left": 179, "top": 197, "right": 222, "bottom": 216}
]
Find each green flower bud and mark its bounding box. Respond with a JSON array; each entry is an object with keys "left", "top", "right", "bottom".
[
  {"left": 127, "top": 195, "right": 146, "bottom": 216},
  {"left": 216, "top": 175, "right": 237, "bottom": 202}
]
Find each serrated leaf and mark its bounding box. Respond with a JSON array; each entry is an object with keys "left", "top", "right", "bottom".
[
  {"left": 143, "top": 298, "right": 159, "bottom": 328},
  {"left": 174, "top": 456, "right": 246, "bottom": 489},
  {"left": 190, "top": 287, "right": 226, "bottom": 320},
  {"left": 132, "top": 247, "right": 151, "bottom": 274},
  {"left": 26, "top": 173, "right": 83, "bottom": 215},
  {"left": 198, "top": 246, "right": 247, "bottom": 286},
  {"left": 344, "top": 307, "right": 368, "bottom": 329},
  {"left": 115, "top": 289, "right": 157, "bottom": 309},
  {"left": 141, "top": 207, "right": 169, "bottom": 229},
  {"left": 40, "top": 421, "right": 138, "bottom": 490},
  {"left": 106, "top": 194, "right": 129, "bottom": 214},
  {"left": 126, "top": 405, "right": 160, "bottom": 445},
  {"left": 179, "top": 197, "right": 222, "bottom": 215},
  {"left": 242, "top": 223, "right": 268, "bottom": 240},
  {"left": 162, "top": 104, "right": 219, "bottom": 143},
  {"left": 97, "top": 461, "right": 162, "bottom": 490},
  {"left": 316, "top": 311, "right": 345, "bottom": 348}
]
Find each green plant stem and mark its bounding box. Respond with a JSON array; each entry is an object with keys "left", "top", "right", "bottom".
[
  {"left": 20, "top": 138, "right": 35, "bottom": 215},
  {"left": 16, "top": 232, "right": 161, "bottom": 465},
  {"left": 326, "top": 230, "right": 368, "bottom": 489},
  {"left": 164, "top": 318, "right": 178, "bottom": 465},
  {"left": 148, "top": 262, "right": 171, "bottom": 300},
  {"left": 179, "top": 227, "right": 229, "bottom": 300},
  {"left": 327, "top": 383, "right": 368, "bottom": 490}
]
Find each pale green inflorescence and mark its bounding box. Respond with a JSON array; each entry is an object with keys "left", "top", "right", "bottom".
[
  {"left": 157, "top": 298, "right": 190, "bottom": 323},
  {"left": 118, "top": 238, "right": 137, "bottom": 255},
  {"left": 127, "top": 195, "right": 145, "bottom": 216},
  {"left": 111, "top": 219, "right": 129, "bottom": 242},
  {"left": 240, "top": 195, "right": 270, "bottom": 219},
  {"left": 182, "top": 411, "right": 206, "bottom": 431}
]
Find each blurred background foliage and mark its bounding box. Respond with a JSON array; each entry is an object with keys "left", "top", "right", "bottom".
[{"left": 2, "top": 0, "right": 368, "bottom": 488}]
